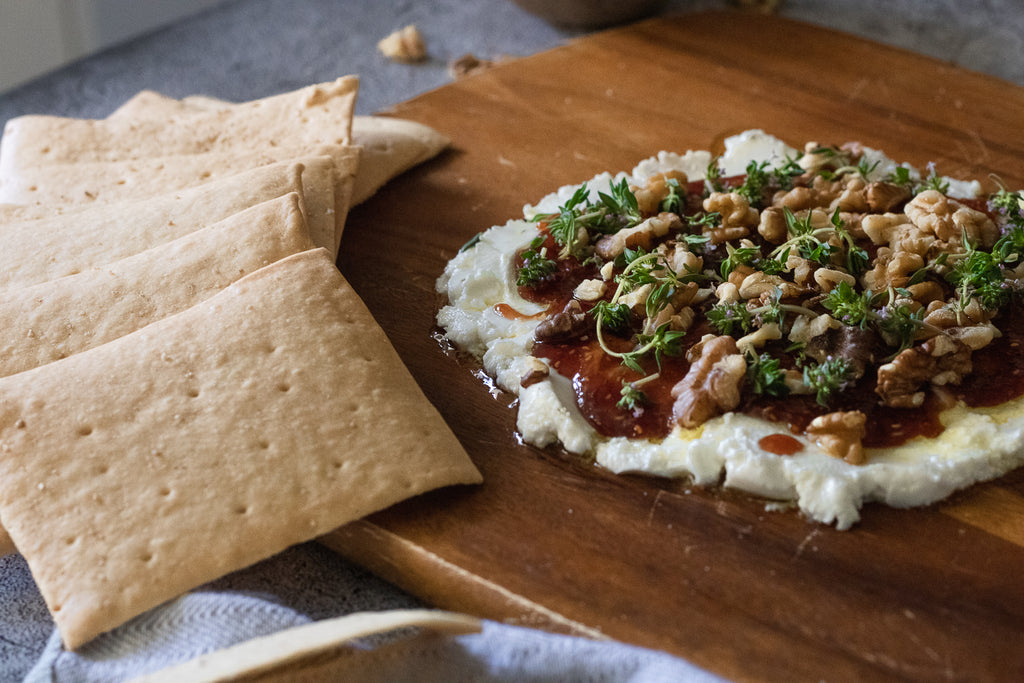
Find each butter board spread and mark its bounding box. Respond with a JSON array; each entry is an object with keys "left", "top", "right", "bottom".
[
  {"left": 0, "top": 193, "right": 313, "bottom": 378},
  {"left": 107, "top": 89, "right": 452, "bottom": 206},
  {"left": 0, "top": 147, "right": 355, "bottom": 256},
  {"left": 0, "top": 248, "right": 482, "bottom": 648},
  {"left": 0, "top": 158, "right": 335, "bottom": 290},
  {"left": 134, "top": 609, "right": 482, "bottom": 683},
  {"left": 438, "top": 129, "right": 1024, "bottom": 529}
]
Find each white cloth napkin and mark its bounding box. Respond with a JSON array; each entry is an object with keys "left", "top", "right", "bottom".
[
  {"left": 5, "top": 543, "right": 723, "bottom": 682},
  {"left": 24, "top": 591, "right": 724, "bottom": 682}
]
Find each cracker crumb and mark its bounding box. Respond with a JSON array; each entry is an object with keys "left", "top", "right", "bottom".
[{"left": 378, "top": 25, "right": 427, "bottom": 63}]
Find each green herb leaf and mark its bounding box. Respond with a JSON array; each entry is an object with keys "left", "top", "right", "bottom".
[
  {"left": 616, "top": 381, "right": 648, "bottom": 411},
  {"left": 946, "top": 235, "right": 1010, "bottom": 311},
  {"left": 707, "top": 301, "right": 754, "bottom": 336},
  {"left": 917, "top": 163, "right": 950, "bottom": 195},
  {"left": 802, "top": 356, "right": 855, "bottom": 407},
  {"left": 719, "top": 242, "right": 759, "bottom": 280},
  {"left": 516, "top": 235, "right": 557, "bottom": 286},
  {"left": 746, "top": 352, "right": 790, "bottom": 398},
  {"left": 459, "top": 232, "right": 482, "bottom": 253},
  {"left": 660, "top": 177, "right": 686, "bottom": 214},
  {"left": 821, "top": 281, "right": 874, "bottom": 328},
  {"left": 876, "top": 303, "right": 924, "bottom": 355},
  {"left": 704, "top": 157, "right": 725, "bottom": 194},
  {"left": 591, "top": 300, "right": 631, "bottom": 334}
]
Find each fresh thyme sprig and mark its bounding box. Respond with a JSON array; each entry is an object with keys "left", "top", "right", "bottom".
[
  {"left": 617, "top": 378, "right": 651, "bottom": 411},
  {"left": 821, "top": 282, "right": 928, "bottom": 354},
  {"left": 707, "top": 290, "right": 817, "bottom": 337},
  {"left": 533, "top": 178, "right": 644, "bottom": 259},
  {"left": 946, "top": 234, "right": 1010, "bottom": 311},
  {"left": 745, "top": 351, "right": 790, "bottom": 398},
  {"left": 516, "top": 235, "right": 557, "bottom": 287},
  {"left": 802, "top": 356, "right": 856, "bottom": 407}
]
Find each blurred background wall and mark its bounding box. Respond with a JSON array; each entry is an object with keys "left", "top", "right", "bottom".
[{"left": 0, "top": 0, "right": 224, "bottom": 92}]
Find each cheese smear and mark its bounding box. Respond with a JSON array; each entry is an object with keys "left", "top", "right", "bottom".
[{"left": 436, "top": 130, "right": 1021, "bottom": 529}]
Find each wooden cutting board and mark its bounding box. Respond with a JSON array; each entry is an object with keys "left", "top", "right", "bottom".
[{"left": 324, "top": 11, "right": 1024, "bottom": 681}]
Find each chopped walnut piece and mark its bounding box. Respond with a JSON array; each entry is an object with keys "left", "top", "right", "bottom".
[
  {"left": 796, "top": 142, "right": 833, "bottom": 175},
  {"left": 715, "top": 281, "right": 740, "bottom": 304},
  {"left": 573, "top": 278, "right": 606, "bottom": 302},
  {"left": 905, "top": 281, "right": 945, "bottom": 306},
  {"left": 659, "top": 242, "right": 702, "bottom": 275},
  {"left": 861, "top": 246, "right": 924, "bottom": 291},
  {"left": 785, "top": 251, "right": 816, "bottom": 286},
  {"left": 619, "top": 283, "right": 653, "bottom": 313},
  {"left": 643, "top": 303, "right": 695, "bottom": 335},
  {"left": 831, "top": 176, "right": 870, "bottom": 213},
  {"left": 875, "top": 334, "right": 973, "bottom": 408},
  {"left": 806, "top": 411, "right": 867, "bottom": 465},
  {"left": 813, "top": 267, "right": 856, "bottom": 293},
  {"left": 947, "top": 323, "right": 998, "bottom": 351},
  {"left": 668, "top": 280, "right": 701, "bottom": 308},
  {"left": 520, "top": 357, "right": 549, "bottom": 388},
  {"left": 737, "top": 270, "right": 801, "bottom": 300},
  {"left": 727, "top": 264, "right": 756, "bottom": 288},
  {"left": 377, "top": 25, "right": 427, "bottom": 63},
  {"left": 534, "top": 300, "right": 588, "bottom": 342},
  {"left": 788, "top": 313, "right": 840, "bottom": 346},
  {"left": 703, "top": 192, "right": 758, "bottom": 243},
  {"left": 594, "top": 212, "right": 681, "bottom": 260},
  {"left": 735, "top": 322, "right": 782, "bottom": 354},
  {"left": 865, "top": 181, "right": 912, "bottom": 213},
  {"left": 671, "top": 336, "right": 745, "bottom": 428},
  {"left": 861, "top": 212, "right": 910, "bottom": 246},
  {"left": 905, "top": 190, "right": 998, "bottom": 250},
  {"left": 633, "top": 171, "right": 688, "bottom": 214},
  {"left": 774, "top": 175, "right": 843, "bottom": 211},
  {"left": 757, "top": 206, "right": 788, "bottom": 244}
]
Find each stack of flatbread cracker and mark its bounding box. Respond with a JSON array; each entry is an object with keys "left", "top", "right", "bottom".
[{"left": 0, "top": 78, "right": 481, "bottom": 650}]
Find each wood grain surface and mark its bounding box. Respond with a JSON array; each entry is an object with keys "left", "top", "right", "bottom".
[{"left": 323, "top": 11, "right": 1024, "bottom": 682}]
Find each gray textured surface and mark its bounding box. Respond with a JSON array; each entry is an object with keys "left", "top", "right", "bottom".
[
  {"left": 0, "top": 0, "right": 1022, "bottom": 679},
  {"left": 2, "top": 0, "right": 1022, "bottom": 128}
]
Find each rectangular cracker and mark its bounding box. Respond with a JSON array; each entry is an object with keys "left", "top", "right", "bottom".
[
  {"left": 0, "top": 194, "right": 312, "bottom": 559},
  {"left": 108, "top": 89, "right": 450, "bottom": 206},
  {"left": 0, "top": 158, "right": 334, "bottom": 291},
  {"left": 0, "top": 248, "right": 481, "bottom": 649},
  {"left": 0, "top": 193, "right": 313, "bottom": 378},
  {"left": 0, "top": 77, "right": 358, "bottom": 172},
  {"left": 0, "top": 147, "right": 356, "bottom": 255}
]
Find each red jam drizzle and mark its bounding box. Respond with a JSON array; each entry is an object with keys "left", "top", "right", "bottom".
[
  {"left": 758, "top": 434, "right": 805, "bottom": 456},
  {"left": 493, "top": 303, "right": 547, "bottom": 320}
]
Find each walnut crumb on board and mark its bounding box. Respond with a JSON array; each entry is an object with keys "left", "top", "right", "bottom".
[{"left": 378, "top": 25, "right": 427, "bottom": 63}]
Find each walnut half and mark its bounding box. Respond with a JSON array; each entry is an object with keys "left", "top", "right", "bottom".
[
  {"left": 875, "top": 334, "right": 972, "bottom": 408},
  {"left": 806, "top": 410, "right": 867, "bottom": 465},
  {"left": 671, "top": 336, "right": 746, "bottom": 428}
]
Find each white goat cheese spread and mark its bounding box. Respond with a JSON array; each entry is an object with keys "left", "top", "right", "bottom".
[{"left": 436, "top": 130, "right": 1024, "bottom": 529}]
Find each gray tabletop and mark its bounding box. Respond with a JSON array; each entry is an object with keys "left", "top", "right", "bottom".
[{"left": 1, "top": 0, "right": 1022, "bottom": 680}]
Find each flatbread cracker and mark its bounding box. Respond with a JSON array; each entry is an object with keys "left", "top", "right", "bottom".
[
  {"left": 0, "top": 193, "right": 312, "bottom": 379},
  {"left": 0, "top": 195, "right": 312, "bottom": 559},
  {"left": 108, "top": 89, "right": 449, "bottom": 205},
  {"left": 0, "top": 147, "right": 356, "bottom": 255},
  {"left": 0, "top": 248, "right": 481, "bottom": 648},
  {"left": 0, "top": 158, "right": 334, "bottom": 291},
  {"left": 134, "top": 609, "right": 482, "bottom": 682},
  {"left": 0, "top": 77, "right": 358, "bottom": 173}
]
